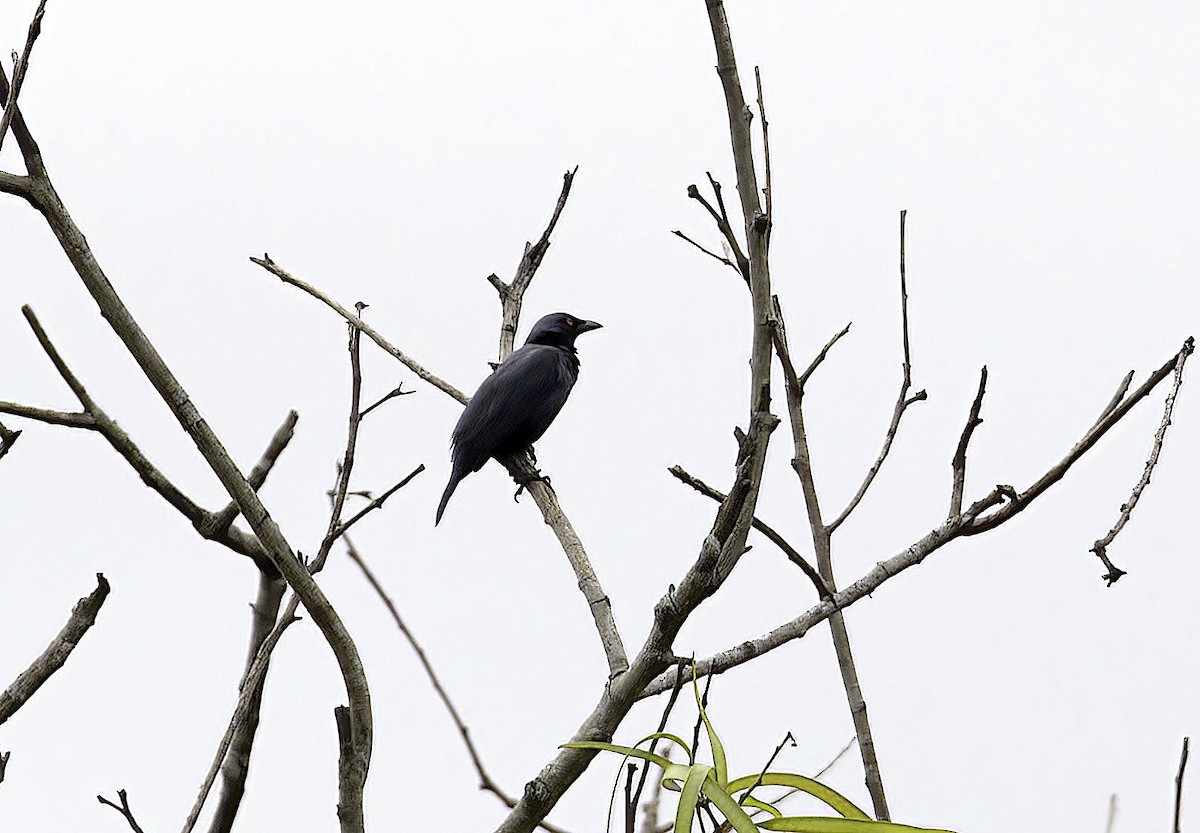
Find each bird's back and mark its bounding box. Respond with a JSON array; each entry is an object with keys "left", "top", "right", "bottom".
[{"left": 450, "top": 343, "right": 579, "bottom": 474}]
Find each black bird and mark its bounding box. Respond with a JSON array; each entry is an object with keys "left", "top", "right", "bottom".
[{"left": 436, "top": 312, "right": 602, "bottom": 525}]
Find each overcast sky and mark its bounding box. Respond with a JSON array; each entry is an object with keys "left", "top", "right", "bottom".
[{"left": 1, "top": 2, "right": 1198, "bottom": 832}]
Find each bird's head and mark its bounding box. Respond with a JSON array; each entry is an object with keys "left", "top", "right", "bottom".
[{"left": 524, "top": 312, "right": 603, "bottom": 349}]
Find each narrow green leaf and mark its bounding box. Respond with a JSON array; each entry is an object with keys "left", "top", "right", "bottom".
[
  {"left": 691, "top": 670, "right": 729, "bottom": 786},
  {"left": 741, "top": 795, "right": 782, "bottom": 818},
  {"left": 726, "top": 773, "right": 869, "bottom": 820},
  {"left": 675, "top": 764, "right": 712, "bottom": 833},
  {"left": 561, "top": 741, "right": 675, "bottom": 770},
  {"left": 761, "top": 817, "right": 957, "bottom": 833},
  {"left": 702, "top": 777, "right": 764, "bottom": 833}
]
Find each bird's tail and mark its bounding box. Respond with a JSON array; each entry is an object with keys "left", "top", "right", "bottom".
[{"left": 435, "top": 472, "right": 461, "bottom": 526}]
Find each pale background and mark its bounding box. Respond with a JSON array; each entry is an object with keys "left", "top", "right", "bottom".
[{"left": 0, "top": 2, "right": 1197, "bottom": 831}]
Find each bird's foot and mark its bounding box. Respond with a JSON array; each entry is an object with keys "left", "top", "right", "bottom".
[{"left": 513, "top": 469, "right": 552, "bottom": 503}]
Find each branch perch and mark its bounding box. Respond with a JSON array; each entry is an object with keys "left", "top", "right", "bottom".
[{"left": 0, "top": 573, "right": 109, "bottom": 725}]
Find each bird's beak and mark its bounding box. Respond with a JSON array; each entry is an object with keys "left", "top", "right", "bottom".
[{"left": 577, "top": 320, "right": 603, "bottom": 333}]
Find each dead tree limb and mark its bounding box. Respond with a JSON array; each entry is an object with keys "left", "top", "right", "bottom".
[
  {"left": 0, "top": 573, "right": 109, "bottom": 725},
  {"left": 1, "top": 61, "right": 372, "bottom": 833},
  {"left": 0, "top": 0, "right": 46, "bottom": 155},
  {"left": 97, "top": 789, "right": 146, "bottom": 833}
]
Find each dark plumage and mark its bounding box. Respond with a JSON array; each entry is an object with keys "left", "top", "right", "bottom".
[{"left": 435, "top": 312, "right": 602, "bottom": 525}]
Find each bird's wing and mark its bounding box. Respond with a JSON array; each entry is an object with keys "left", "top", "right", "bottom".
[{"left": 451, "top": 344, "right": 577, "bottom": 470}]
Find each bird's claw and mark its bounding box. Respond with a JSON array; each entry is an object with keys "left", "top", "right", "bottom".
[{"left": 513, "top": 470, "right": 552, "bottom": 503}]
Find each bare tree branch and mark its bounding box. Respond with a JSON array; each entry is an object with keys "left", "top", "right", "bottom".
[
  {"left": 1103, "top": 793, "right": 1117, "bottom": 833},
  {"left": 493, "top": 4, "right": 780, "bottom": 829},
  {"left": 671, "top": 229, "right": 739, "bottom": 272},
  {"left": 476, "top": 170, "right": 631, "bottom": 678},
  {"left": 669, "top": 465, "right": 831, "bottom": 599},
  {"left": 6, "top": 306, "right": 277, "bottom": 571},
  {"left": 491, "top": 167, "right": 577, "bottom": 359},
  {"left": 341, "top": 534, "right": 575, "bottom": 833},
  {"left": 252, "top": 254, "right": 468, "bottom": 404},
  {"left": 0, "top": 418, "right": 20, "bottom": 460},
  {"left": 0, "top": 0, "right": 46, "bottom": 156},
  {"left": 686, "top": 179, "right": 749, "bottom": 281},
  {"left": 360, "top": 382, "right": 413, "bottom": 418},
  {"left": 0, "top": 65, "right": 373, "bottom": 832},
  {"left": 753, "top": 66, "right": 772, "bottom": 231},
  {"left": 0, "top": 573, "right": 109, "bottom": 725},
  {"left": 332, "top": 465, "right": 425, "bottom": 540},
  {"left": 966, "top": 338, "right": 1194, "bottom": 536},
  {"left": 1177, "top": 737, "right": 1190, "bottom": 833},
  {"left": 205, "top": 569, "right": 287, "bottom": 833},
  {"left": 826, "top": 210, "right": 926, "bottom": 536},
  {"left": 98, "top": 789, "right": 146, "bottom": 833},
  {"left": 949, "top": 367, "right": 988, "bottom": 518},
  {"left": 1090, "top": 339, "right": 1192, "bottom": 584},
  {"left": 207, "top": 410, "right": 300, "bottom": 537}
]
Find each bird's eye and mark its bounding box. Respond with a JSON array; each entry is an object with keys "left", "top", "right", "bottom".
[{"left": 565, "top": 317, "right": 576, "bottom": 327}]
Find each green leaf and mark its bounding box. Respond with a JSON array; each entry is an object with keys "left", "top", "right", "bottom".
[
  {"left": 726, "top": 773, "right": 870, "bottom": 820},
  {"left": 760, "top": 817, "right": 957, "bottom": 833},
  {"left": 741, "top": 795, "right": 782, "bottom": 818},
  {"left": 561, "top": 741, "right": 674, "bottom": 770},
  {"left": 675, "top": 764, "right": 711, "bottom": 833},
  {"left": 702, "top": 776, "right": 765, "bottom": 833},
  {"left": 691, "top": 671, "right": 729, "bottom": 787}
]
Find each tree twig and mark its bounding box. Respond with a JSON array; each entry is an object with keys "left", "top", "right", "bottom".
[
  {"left": 252, "top": 254, "right": 468, "bottom": 404},
  {"left": 5, "top": 306, "right": 278, "bottom": 571},
  {"left": 1090, "top": 340, "right": 1193, "bottom": 585},
  {"left": 668, "top": 465, "right": 831, "bottom": 599},
  {"left": 0, "top": 573, "right": 109, "bottom": 725},
  {"left": 97, "top": 789, "right": 146, "bottom": 833},
  {"left": 1104, "top": 793, "right": 1117, "bottom": 833},
  {"left": 341, "top": 533, "right": 576, "bottom": 833},
  {"left": 0, "top": 418, "right": 20, "bottom": 460},
  {"left": 492, "top": 167, "right": 578, "bottom": 359},
  {"left": 949, "top": 367, "right": 988, "bottom": 518},
  {"left": 826, "top": 210, "right": 926, "bottom": 535},
  {"left": 332, "top": 465, "right": 425, "bottom": 540},
  {"left": 671, "top": 229, "right": 739, "bottom": 272},
  {"left": 1176, "top": 736, "right": 1190, "bottom": 833},
  {"left": 0, "top": 0, "right": 46, "bottom": 155},
  {"left": 360, "top": 383, "right": 413, "bottom": 418}
]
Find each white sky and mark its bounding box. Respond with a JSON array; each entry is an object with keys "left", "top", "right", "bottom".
[{"left": 1, "top": 2, "right": 1197, "bottom": 832}]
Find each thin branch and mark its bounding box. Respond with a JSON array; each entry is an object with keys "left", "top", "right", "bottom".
[
  {"left": 814, "top": 736, "right": 858, "bottom": 780},
  {"left": 1090, "top": 340, "right": 1192, "bottom": 584},
  {"left": 0, "top": 0, "right": 46, "bottom": 156},
  {"left": 208, "top": 410, "right": 300, "bottom": 536},
  {"left": 493, "top": 167, "right": 578, "bottom": 360},
  {"left": 4, "top": 89, "right": 371, "bottom": 829},
  {"left": 360, "top": 383, "right": 413, "bottom": 418},
  {"left": 495, "top": 6, "right": 780, "bottom": 827},
  {"left": 205, "top": 569, "right": 287, "bottom": 833},
  {"left": 630, "top": 664, "right": 689, "bottom": 825},
  {"left": 342, "top": 534, "right": 575, "bottom": 833},
  {"left": 949, "top": 367, "right": 988, "bottom": 518},
  {"left": 686, "top": 180, "right": 749, "bottom": 281},
  {"left": 315, "top": 317, "right": 366, "bottom": 571},
  {"left": 826, "top": 210, "right": 926, "bottom": 536},
  {"left": 181, "top": 608, "right": 301, "bottom": 833},
  {"left": 0, "top": 750, "right": 9, "bottom": 785},
  {"left": 754, "top": 66, "right": 772, "bottom": 229},
  {"left": 252, "top": 254, "right": 468, "bottom": 404},
  {"left": 738, "top": 731, "right": 795, "bottom": 806},
  {"left": 0, "top": 574, "right": 109, "bottom": 725},
  {"left": 332, "top": 465, "right": 425, "bottom": 540},
  {"left": 967, "top": 338, "right": 1194, "bottom": 536},
  {"left": 0, "top": 47, "right": 45, "bottom": 179},
  {"left": 795, "top": 321, "right": 853, "bottom": 391},
  {"left": 1177, "top": 737, "right": 1190, "bottom": 833},
  {"left": 97, "top": 789, "right": 146, "bottom": 833},
  {"left": 1104, "top": 793, "right": 1117, "bottom": 833},
  {"left": 11, "top": 306, "right": 274, "bottom": 570},
  {"left": 0, "top": 418, "right": 20, "bottom": 460},
  {"left": 669, "top": 465, "right": 831, "bottom": 599},
  {"left": 671, "top": 229, "right": 740, "bottom": 273},
  {"left": 640, "top": 340, "right": 1191, "bottom": 698},
  {"left": 1092, "top": 371, "right": 1136, "bottom": 431}
]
